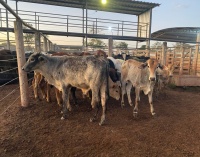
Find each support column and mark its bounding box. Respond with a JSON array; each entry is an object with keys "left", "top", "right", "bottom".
[
  {"left": 43, "top": 37, "right": 47, "bottom": 52},
  {"left": 82, "top": 7, "right": 85, "bottom": 51},
  {"left": 194, "top": 33, "right": 200, "bottom": 75},
  {"left": 14, "top": 20, "right": 29, "bottom": 107},
  {"left": 85, "top": 0, "right": 88, "bottom": 49},
  {"left": 108, "top": 37, "right": 113, "bottom": 57},
  {"left": 5, "top": 0, "right": 10, "bottom": 50},
  {"left": 47, "top": 40, "right": 51, "bottom": 51},
  {"left": 161, "top": 42, "right": 167, "bottom": 65},
  {"left": 35, "top": 32, "right": 41, "bottom": 52}
]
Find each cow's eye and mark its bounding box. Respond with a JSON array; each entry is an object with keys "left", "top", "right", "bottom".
[
  {"left": 116, "top": 91, "right": 118, "bottom": 93},
  {"left": 30, "top": 58, "right": 35, "bottom": 62}
]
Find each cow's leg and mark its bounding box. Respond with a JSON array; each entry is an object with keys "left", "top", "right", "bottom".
[
  {"left": 32, "top": 78, "right": 38, "bottom": 99},
  {"left": 133, "top": 87, "right": 140, "bottom": 118},
  {"left": 121, "top": 81, "right": 126, "bottom": 108},
  {"left": 148, "top": 91, "right": 156, "bottom": 116},
  {"left": 46, "top": 83, "right": 50, "bottom": 102},
  {"left": 66, "top": 87, "right": 72, "bottom": 111},
  {"left": 99, "top": 84, "right": 108, "bottom": 126},
  {"left": 55, "top": 88, "right": 62, "bottom": 107},
  {"left": 61, "top": 86, "right": 70, "bottom": 120},
  {"left": 90, "top": 88, "right": 100, "bottom": 122},
  {"left": 126, "top": 82, "right": 133, "bottom": 106},
  {"left": 71, "top": 87, "right": 78, "bottom": 106}
]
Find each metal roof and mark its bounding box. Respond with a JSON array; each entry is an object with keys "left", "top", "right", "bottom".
[
  {"left": 151, "top": 27, "right": 200, "bottom": 43},
  {"left": 13, "top": 0, "right": 160, "bottom": 15}
]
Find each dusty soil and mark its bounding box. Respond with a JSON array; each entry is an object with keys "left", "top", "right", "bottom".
[{"left": 0, "top": 84, "right": 200, "bottom": 157}]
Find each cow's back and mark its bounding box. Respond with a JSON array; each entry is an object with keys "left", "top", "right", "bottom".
[
  {"left": 53, "top": 56, "right": 108, "bottom": 90},
  {"left": 121, "top": 59, "right": 142, "bottom": 84}
]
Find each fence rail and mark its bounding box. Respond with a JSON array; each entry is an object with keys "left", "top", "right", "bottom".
[{"left": 0, "top": 7, "right": 148, "bottom": 37}]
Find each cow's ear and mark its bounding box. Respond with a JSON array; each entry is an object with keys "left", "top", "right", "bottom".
[
  {"left": 158, "top": 63, "right": 165, "bottom": 70},
  {"left": 38, "top": 56, "right": 46, "bottom": 62},
  {"left": 138, "top": 62, "right": 147, "bottom": 69}
]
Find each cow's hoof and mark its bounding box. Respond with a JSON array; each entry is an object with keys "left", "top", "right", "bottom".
[
  {"left": 90, "top": 117, "right": 96, "bottom": 122},
  {"left": 121, "top": 102, "right": 125, "bottom": 108},
  {"left": 99, "top": 120, "right": 105, "bottom": 126},
  {"left": 99, "top": 121, "right": 104, "bottom": 126},
  {"left": 61, "top": 116, "right": 65, "bottom": 120},
  {"left": 60, "top": 111, "right": 63, "bottom": 114},
  {"left": 152, "top": 112, "right": 156, "bottom": 117},
  {"left": 67, "top": 107, "right": 72, "bottom": 112},
  {"left": 133, "top": 112, "right": 138, "bottom": 118}
]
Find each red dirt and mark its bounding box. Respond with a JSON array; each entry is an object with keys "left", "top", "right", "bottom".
[{"left": 0, "top": 84, "right": 200, "bottom": 157}]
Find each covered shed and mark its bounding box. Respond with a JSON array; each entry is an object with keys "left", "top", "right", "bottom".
[{"left": 12, "top": 0, "right": 160, "bottom": 51}]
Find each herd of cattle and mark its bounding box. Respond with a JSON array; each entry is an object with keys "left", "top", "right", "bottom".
[{"left": 22, "top": 50, "right": 175, "bottom": 125}]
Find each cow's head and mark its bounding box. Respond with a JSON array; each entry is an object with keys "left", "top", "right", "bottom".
[
  {"left": 139, "top": 58, "right": 162, "bottom": 82},
  {"left": 167, "top": 63, "right": 175, "bottom": 77},
  {"left": 157, "top": 63, "right": 176, "bottom": 79},
  {"left": 109, "top": 77, "right": 120, "bottom": 100},
  {"left": 95, "top": 50, "right": 107, "bottom": 58},
  {"left": 22, "top": 52, "right": 47, "bottom": 72}
]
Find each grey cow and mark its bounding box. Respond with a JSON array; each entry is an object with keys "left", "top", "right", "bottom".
[{"left": 22, "top": 52, "right": 110, "bottom": 125}]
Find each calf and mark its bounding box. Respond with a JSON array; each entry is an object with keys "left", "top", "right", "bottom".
[
  {"left": 155, "top": 63, "right": 176, "bottom": 94},
  {"left": 22, "top": 52, "right": 109, "bottom": 125},
  {"left": 121, "top": 58, "right": 163, "bottom": 117}
]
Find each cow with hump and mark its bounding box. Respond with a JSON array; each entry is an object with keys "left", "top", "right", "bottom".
[
  {"left": 121, "top": 58, "right": 164, "bottom": 117},
  {"left": 22, "top": 52, "right": 109, "bottom": 126}
]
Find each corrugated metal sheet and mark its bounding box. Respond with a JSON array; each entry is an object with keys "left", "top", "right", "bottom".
[
  {"left": 12, "top": 0, "right": 160, "bottom": 15},
  {"left": 151, "top": 27, "right": 200, "bottom": 43}
]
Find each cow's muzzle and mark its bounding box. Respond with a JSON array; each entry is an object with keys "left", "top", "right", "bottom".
[
  {"left": 150, "top": 77, "right": 156, "bottom": 82},
  {"left": 22, "top": 66, "right": 30, "bottom": 72}
]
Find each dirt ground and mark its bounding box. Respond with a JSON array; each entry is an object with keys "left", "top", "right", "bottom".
[{"left": 0, "top": 84, "right": 200, "bottom": 157}]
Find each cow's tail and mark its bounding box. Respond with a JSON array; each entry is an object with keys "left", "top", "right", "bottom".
[{"left": 105, "top": 60, "right": 110, "bottom": 98}]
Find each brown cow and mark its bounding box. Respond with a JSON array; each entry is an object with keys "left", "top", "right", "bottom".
[{"left": 155, "top": 63, "right": 176, "bottom": 95}]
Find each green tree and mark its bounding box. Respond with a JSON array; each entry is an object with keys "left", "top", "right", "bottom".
[
  {"left": 23, "top": 24, "right": 34, "bottom": 51},
  {"left": 114, "top": 42, "right": 128, "bottom": 49},
  {"left": 0, "top": 42, "right": 16, "bottom": 51},
  {"left": 88, "top": 38, "right": 106, "bottom": 48},
  {"left": 173, "top": 42, "right": 191, "bottom": 49},
  {"left": 87, "top": 27, "right": 106, "bottom": 48},
  {"left": 139, "top": 45, "right": 146, "bottom": 50},
  {"left": 151, "top": 41, "right": 162, "bottom": 49}
]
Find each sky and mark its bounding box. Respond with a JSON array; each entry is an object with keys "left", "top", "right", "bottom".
[{"left": 1, "top": 0, "right": 200, "bottom": 48}]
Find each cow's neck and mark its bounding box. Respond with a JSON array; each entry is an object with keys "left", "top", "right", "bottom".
[
  {"left": 36, "top": 57, "right": 59, "bottom": 88},
  {"left": 140, "top": 68, "right": 156, "bottom": 92},
  {"left": 140, "top": 68, "right": 150, "bottom": 83}
]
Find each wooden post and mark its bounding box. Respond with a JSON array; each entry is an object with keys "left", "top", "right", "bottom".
[
  {"left": 172, "top": 49, "right": 175, "bottom": 65},
  {"left": 108, "top": 37, "right": 113, "bottom": 57},
  {"left": 161, "top": 42, "right": 167, "bottom": 65},
  {"left": 188, "top": 48, "right": 192, "bottom": 75},
  {"left": 14, "top": 20, "right": 29, "bottom": 107},
  {"left": 179, "top": 46, "right": 184, "bottom": 76},
  {"left": 48, "top": 40, "right": 51, "bottom": 51},
  {"left": 35, "top": 32, "right": 41, "bottom": 52},
  {"left": 51, "top": 43, "right": 54, "bottom": 51},
  {"left": 43, "top": 37, "right": 47, "bottom": 52},
  {"left": 194, "top": 33, "right": 200, "bottom": 75}
]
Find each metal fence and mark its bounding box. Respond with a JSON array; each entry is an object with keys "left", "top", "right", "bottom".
[{"left": 0, "top": 7, "right": 148, "bottom": 37}]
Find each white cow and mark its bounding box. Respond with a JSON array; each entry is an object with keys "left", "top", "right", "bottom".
[{"left": 121, "top": 58, "right": 163, "bottom": 117}]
